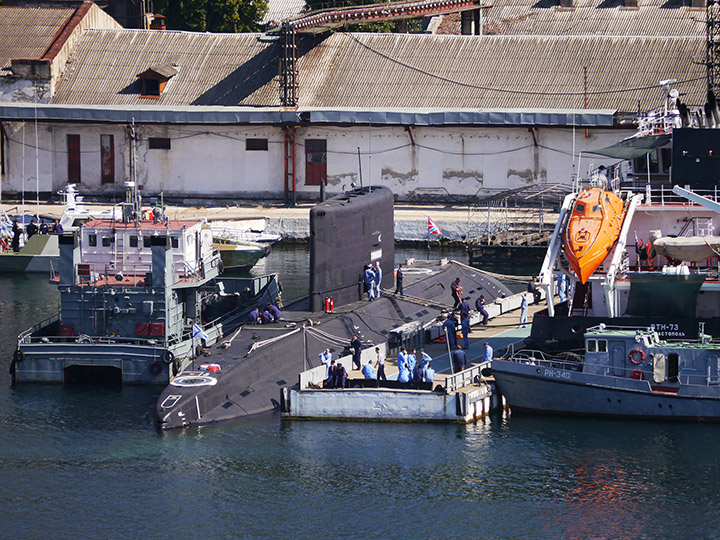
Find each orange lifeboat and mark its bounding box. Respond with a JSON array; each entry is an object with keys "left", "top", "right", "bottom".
[{"left": 564, "top": 187, "right": 626, "bottom": 284}]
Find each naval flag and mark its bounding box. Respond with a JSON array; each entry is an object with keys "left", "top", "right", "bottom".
[
  {"left": 428, "top": 217, "right": 442, "bottom": 235},
  {"left": 192, "top": 322, "right": 209, "bottom": 341}
]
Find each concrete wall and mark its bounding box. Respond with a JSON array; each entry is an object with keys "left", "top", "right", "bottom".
[{"left": 1, "top": 121, "right": 628, "bottom": 201}]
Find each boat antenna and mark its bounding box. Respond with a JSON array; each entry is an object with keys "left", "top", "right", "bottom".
[
  {"left": 357, "top": 147, "right": 363, "bottom": 190},
  {"left": 34, "top": 86, "right": 39, "bottom": 223}
]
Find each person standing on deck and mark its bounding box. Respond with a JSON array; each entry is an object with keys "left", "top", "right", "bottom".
[
  {"left": 461, "top": 315, "right": 470, "bottom": 349},
  {"left": 443, "top": 314, "right": 457, "bottom": 350},
  {"left": 364, "top": 264, "right": 376, "bottom": 301},
  {"left": 397, "top": 347, "right": 408, "bottom": 372},
  {"left": 483, "top": 341, "right": 493, "bottom": 363},
  {"left": 451, "top": 278, "right": 462, "bottom": 310},
  {"left": 519, "top": 293, "right": 528, "bottom": 328},
  {"left": 557, "top": 274, "right": 567, "bottom": 303},
  {"left": 319, "top": 349, "right": 332, "bottom": 378},
  {"left": 375, "top": 347, "right": 387, "bottom": 381},
  {"left": 350, "top": 335, "right": 362, "bottom": 370},
  {"left": 394, "top": 264, "right": 404, "bottom": 295},
  {"left": 459, "top": 297, "right": 471, "bottom": 321},
  {"left": 452, "top": 346, "right": 466, "bottom": 373},
  {"left": 11, "top": 221, "right": 20, "bottom": 252},
  {"left": 373, "top": 261, "right": 382, "bottom": 300}
]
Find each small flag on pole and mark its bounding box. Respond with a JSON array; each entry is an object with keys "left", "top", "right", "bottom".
[
  {"left": 192, "top": 322, "right": 209, "bottom": 341},
  {"left": 428, "top": 217, "right": 441, "bottom": 235}
]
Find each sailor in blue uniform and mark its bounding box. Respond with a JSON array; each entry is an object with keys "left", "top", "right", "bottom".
[
  {"left": 364, "top": 264, "right": 376, "bottom": 301},
  {"left": 423, "top": 362, "right": 435, "bottom": 383},
  {"left": 557, "top": 273, "right": 567, "bottom": 303},
  {"left": 461, "top": 315, "right": 471, "bottom": 349},
  {"left": 398, "top": 363, "right": 411, "bottom": 384},
  {"left": 483, "top": 341, "right": 493, "bottom": 363},
  {"left": 443, "top": 315, "right": 457, "bottom": 350},
  {"left": 361, "top": 360, "right": 376, "bottom": 380},
  {"left": 394, "top": 264, "right": 404, "bottom": 295},
  {"left": 373, "top": 261, "right": 382, "bottom": 299},
  {"left": 475, "top": 295, "right": 489, "bottom": 325},
  {"left": 397, "top": 347, "right": 408, "bottom": 371}
]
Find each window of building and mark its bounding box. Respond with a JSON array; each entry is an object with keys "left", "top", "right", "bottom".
[
  {"left": 137, "top": 64, "right": 178, "bottom": 99},
  {"left": 149, "top": 138, "right": 171, "bottom": 150},
  {"left": 88, "top": 234, "right": 97, "bottom": 247},
  {"left": 67, "top": 134, "right": 81, "bottom": 182},
  {"left": 246, "top": 138, "right": 268, "bottom": 151}
]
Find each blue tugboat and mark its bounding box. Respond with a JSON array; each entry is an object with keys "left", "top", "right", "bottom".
[{"left": 493, "top": 324, "right": 720, "bottom": 420}]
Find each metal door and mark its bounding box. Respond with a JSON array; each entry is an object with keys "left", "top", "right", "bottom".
[
  {"left": 305, "top": 139, "right": 326, "bottom": 186},
  {"left": 100, "top": 134, "right": 114, "bottom": 184},
  {"left": 610, "top": 341, "right": 625, "bottom": 377}
]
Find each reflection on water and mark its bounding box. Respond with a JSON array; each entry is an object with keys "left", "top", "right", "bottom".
[{"left": 1, "top": 249, "right": 718, "bottom": 540}]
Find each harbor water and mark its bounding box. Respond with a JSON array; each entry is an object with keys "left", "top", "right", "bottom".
[{"left": 2, "top": 245, "right": 719, "bottom": 539}]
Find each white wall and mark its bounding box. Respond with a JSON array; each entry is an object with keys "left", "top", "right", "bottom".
[{"left": 1, "top": 120, "right": 630, "bottom": 201}]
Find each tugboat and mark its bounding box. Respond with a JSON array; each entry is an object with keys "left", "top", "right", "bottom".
[
  {"left": 493, "top": 323, "right": 720, "bottom": 420},
  {"left": 11, "top": 182, "right": 279, "bottom": 384}
]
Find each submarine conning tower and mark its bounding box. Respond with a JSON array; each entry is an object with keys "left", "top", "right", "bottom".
[{"left": 309, "top": 186, "right": 395, "bottom": 312}]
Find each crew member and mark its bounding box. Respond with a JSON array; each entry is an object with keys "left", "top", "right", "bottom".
[
  {"left": 423, "top": 362, "right": 435, "bottom": 383},
  {"left": 475, "top": 295, "right": 489, "bottom": 325},
  {"left": 319, "top": 348, "right": 332, "bottom": 377},
  {"left": 373, "top": 261, "right": 382, "bottom": 300},
  {"left": 375, "top": 347, "right": 387, "bottom": 381},
  {"left": 443, "top": 314, "right": 457, "bottom": 350},
  {"left": 350, "top": 335, "right": 362, "bottom": 370},
  {"left": 361, "top": 360, "right": 376, "bottom": 380},
  {"left": 394, "top": 264, "right": 404, "bottom": 296},
  {"left": 452, "top": 345, "right": 466, "bottom": 373},
  {"left": 363, "top": 264, "right": 376, "bottom": 301},
  {"left": 451, "top": 277, "right": 462, "bottom": 310},
  {"left": 483, "top": 341, "right": 493, "bottom": 363}
]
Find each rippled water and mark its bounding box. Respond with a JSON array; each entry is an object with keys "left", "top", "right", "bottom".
[{"left": 1, "top": 247, "right": 718, "bottom": 539}]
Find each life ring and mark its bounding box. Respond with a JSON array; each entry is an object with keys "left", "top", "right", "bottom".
[
  {"left": 162, "top": 350, "right": 175, "bottom": 364},
  {"left": 13, "top": 349, "right": 24, "bottom": 363},
  {"left": 629, "top": 348, "right": 645, "bottom": 365},
  {"left": 149, "top": 362, "right": 162, "bottom": 376}
]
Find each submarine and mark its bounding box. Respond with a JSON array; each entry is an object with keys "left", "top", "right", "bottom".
[{"left": 155, "top": 187, "right": 511, "bottom": 429}]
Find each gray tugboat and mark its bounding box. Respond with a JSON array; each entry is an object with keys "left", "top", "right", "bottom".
[
  {"left": 493, "top": 324, "right": 720, "bottom": 420},
  {"left": 11, "top": 182, "right": 279, "bottom": 384}
]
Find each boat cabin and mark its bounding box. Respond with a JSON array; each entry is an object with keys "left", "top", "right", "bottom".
[{"left": 583, "top": 325, "right": 720, "bottom": 389}]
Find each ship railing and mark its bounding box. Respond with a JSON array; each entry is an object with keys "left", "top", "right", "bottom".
[
  {"left": 639, "top": 186, "right": 719, "bottom": 207},
  {"left": 445, "top": 360, "right": 490, "bottom": 393},
  {"left": 17, "top": 312, "right": 61, "bottom": 343},
  {"left": 20, "top": 328, "right": 170, "bottom": 348}
]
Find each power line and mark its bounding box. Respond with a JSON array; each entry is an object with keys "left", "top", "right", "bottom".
[{"left": 342, "top": 31, "right": 705, "bottom": 97}]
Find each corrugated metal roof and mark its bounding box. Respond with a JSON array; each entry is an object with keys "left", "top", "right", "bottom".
[
  {"left": 437, "top": 0, "right": 706, "bottom": 35},
  {"left": 50, "top": 29, "right": 706, "bottom": 113},
  {"left": 0, "top": 6, "right": 75, "bottom": 71},
  {"left": 52, "top": 29, "right": 281, "bottom": 106},
  {"left": 262, "top": 0, "right": 307, "bottom": 24},
  {"left": 298, "top": 33, "right": 706, "bottom": 111}
]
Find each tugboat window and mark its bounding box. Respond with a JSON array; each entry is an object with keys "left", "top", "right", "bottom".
[
  {"left": 171, "top": 236, "right": 179, "bottom": 248},
  {"left": 130, "top": 236, "right": 138, "bottom": 247},
  {"left": 587, "top": 340, "right": 597, "bottom": 353},
  {"left": 143, "top": 237, "right": 152, "bottom": 248},
  {"left": 598, "top": 340, "right": 607, "bottom": 353},
  {"left": 89, "top": 234, "right": 97, "bottom": 247},
  {"left": 575, "top": 203, "right": 585, "bottom": 214},
  {"left": 102, "top": 236, "right": 112, "bottom": 247}
]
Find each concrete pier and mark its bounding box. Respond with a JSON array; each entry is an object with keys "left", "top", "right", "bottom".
[{"left": 281, "top": 297, "right": 544, "bottom": 423}]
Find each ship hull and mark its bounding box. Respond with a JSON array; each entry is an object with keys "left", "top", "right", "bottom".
[{"left": 492, "top": 358, "right": 720, "bottom": 420}]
